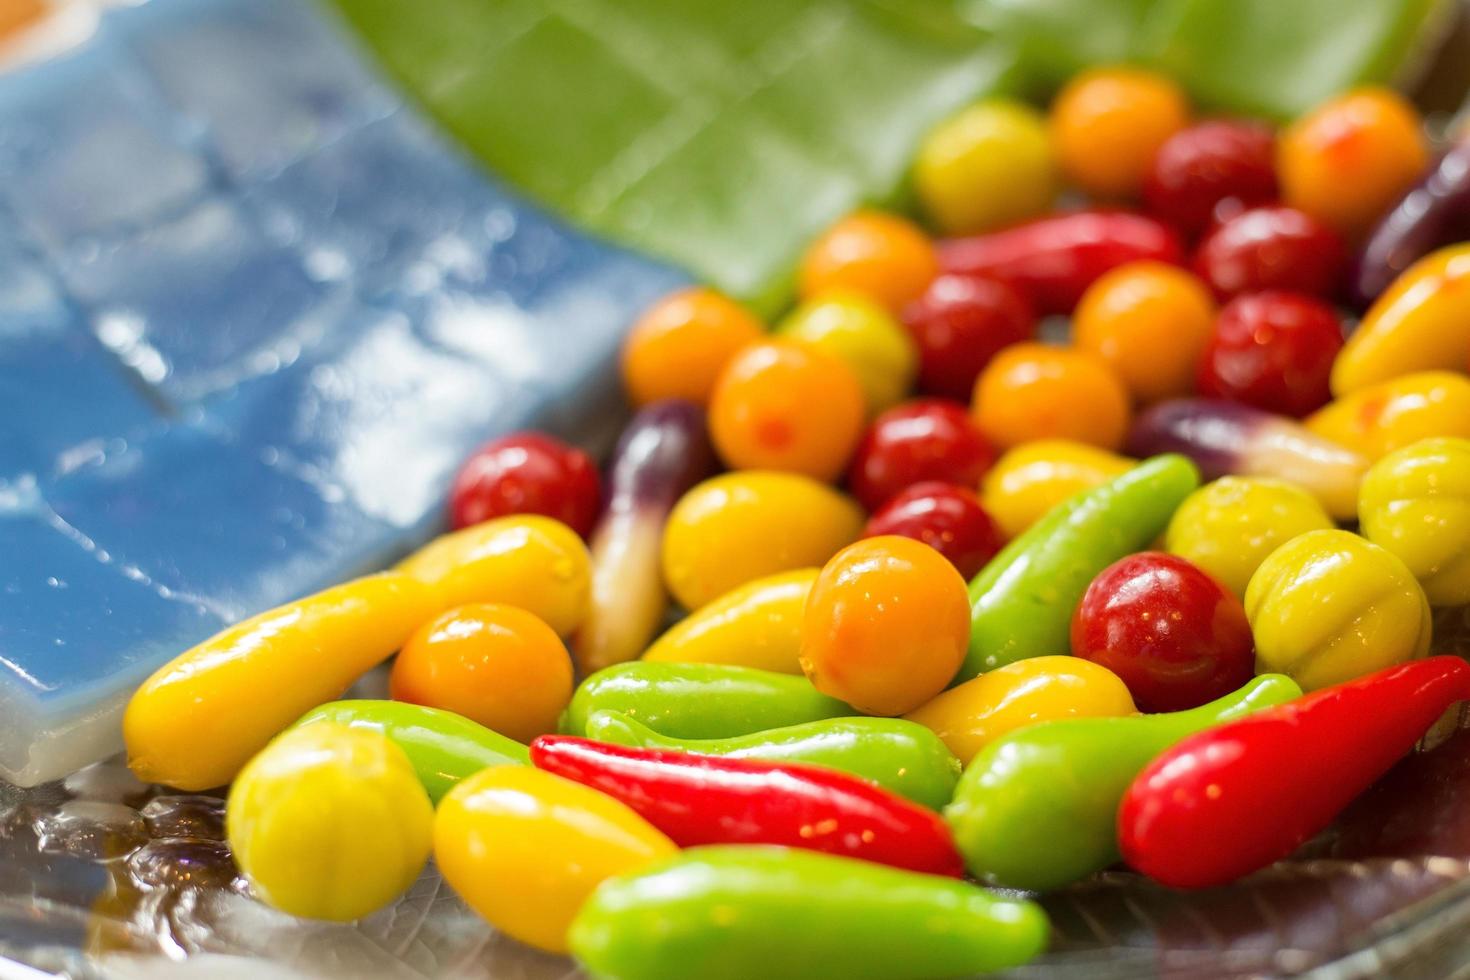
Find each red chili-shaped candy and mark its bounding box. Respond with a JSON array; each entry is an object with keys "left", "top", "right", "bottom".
[
  {"left": 1118, "top": 656, "right": 1470, "bottom": 889},
  {"left": 531, "top": 736, "right": 965, "bottom": 878},
  {"left": 938, "top": 211, "right": 1185, "bottom": 314}
]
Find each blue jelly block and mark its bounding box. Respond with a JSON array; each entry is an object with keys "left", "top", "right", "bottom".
[
  {"left": 0, "top": 37, "right": 208, "bottom": 253},
  {"left": 0, "top": 498, "right": 224, "bottom": 784},
  {"left": 245, "top": 112, "right": 501, "bottom": 298},
  {"left": 54, "top": 198, "right": 342, "bottom": 404},
  {"left": 0, "top": 0, "right": 689, "bottom": 787},
  {"left": 0, "top": 227, "right": 159, "bottom": 480},
  {"left": 117, "top": 0, "right": 398, "bottom": 180},
  {"left": 41, "top": 423, "right": 396, "bottom": 626},
  {"left": 203, "top": 303, "right": 531, "bottom": 536}
]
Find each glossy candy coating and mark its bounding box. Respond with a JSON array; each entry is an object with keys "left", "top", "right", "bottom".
[
  {"left": 662, "top": 471, "right": 864, "bottom": 610},
  {"left": 1049, "top": 67, "right": 1190, "bottom": 200},
  {"left": 1278, "top": 87, "right": 1428, "bottom": 238},
  {"left": 863, "top": 482, "right": 1003, "bottom": 580},
  {"left": 1072, "top": 261, "right": 1216, "bottom": 403},
  {"left": 1353, "top": 136, "right": 1470, "bottom": 306},
  {"left": 798, "top": 210, "right": 939, "bottom": 313},
  {"left": 568, "top": 847, "right": 1050, "bottom": 980},
  {"left": 1164, "top": 476, "right": 1333, "bottom": 598},
  {"left": 1127, "top": 398, "right": 1367, "bottom": 519},
  {"left": 846, "top": 399, "right": 993, "bottom": 511},
  {"left": 979, "top": 439, "right": 1134, "bottom": 539},
  {"left": 227, "top": 723, "right": 433, "bottom": 921},
  {"left": 972, "top": 342, "right": 1131, "bottom": 451},
  {"left": 939, "top": 210, "right": 1185, "bottom": 314},
  {"left": 562, "top": 662, "right": 853, "bottom": 739},
  {"left": 901, "top": 273, "right": 1035, "bottom": 400},
  {"left": 125, "top": 572, "right": 437, "bottom": 791},
  {"left": 1119, "top": 659, "right": 1470, "bottom": 889},
  {"left": 641, "top": 568, "right": 818, "bottom": 675},
  {"left": 1143, "top": 120, "right": 1278, "bottom": 238},
  {"left": 397, "top": 515, "right": 591, "bottom": 636},
  {"left": 448, "top": 432, "right": 601, "bottom": 538},
  {"left": 390, "top": 604, "right": 573, "bottom": 744},
  {"left": 1359, "top": 437, "right": 1470, "bottom": 606},
  {"left": 1332, "top": 245, "right": 1470, "bottom": 394},
  {"left": 584, "top": 711, "right": 960, "bottom": 811},
  {"left": 1196, "top": 291, "right": 1343, "bottom": 417},
  {"left": 1246, "top": 529, "right": 1431, "bottom": 690},
  {"left": 800, "top": 537, "right": 971, "bottom": 716},
  {"left": 621, "top": 288, "right": 766, "bottom": 408},
  {"left": 944, "top": 674, "right": 1302, "bottom": 890},
  {"left": 574, "top": 400, "right": 715, "bottom": 674},
  {"left": 1192, "top": 205, "right": 1346, "bottom": 300},
  {"left": 904, "top": 656, "right": 1135, "bottom": 765},
  {"left": 915, "top": 98, "right": 1055, "bottom": 234},
  {"left": 963, "top": 454, "right": 1200, "bottom": 680},
  {"left": 293, "top": 700, "right": 529, "bottom": 804},
  {"left": 708, "top": 340, "right": 866, "bottom": 480},
  {"left": 434, "top": 766, "right": 676, "bottom": 953},
  {"left": 531, "top": 737, "right": 965, "bottom": 876},
  {"left": 1071, "top": 552, "right": 1254, "bottom": 712},
  {"left": 777, "top": 293, "right": 918, "bottom": 415},
  {"left": 1307, "top": 371, "right": 1470, "bottom": 461}
]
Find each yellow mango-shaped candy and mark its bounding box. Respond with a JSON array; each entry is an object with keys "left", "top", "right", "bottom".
[
  {"left": 398, "top": 515, "right": 590, "bottom": 636},
  {"left": 227, "top": 723, "right": 433, "bottom": 921},
  {"left": 125, "top": 572, "right": 437, "bottom": 790},
  {"left": 1306, "top": 371, "right": 1470, "bottom": 462},
  {"left": 980, "top": 440, "right": 1134, "bottom": 539},
  {"left": 662, "top": 472, "right": 863, "bottom": 610},
  {"left": 642, "top": 568, "right": 818, "bottom": 674},
  {"left": 1331, "top": 244, "right": 1470, "bottom": 395}
]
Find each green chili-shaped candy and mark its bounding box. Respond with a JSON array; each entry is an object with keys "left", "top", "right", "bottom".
[
  {"left": 561, "top": 663, "right": 853, "bottom": 739},
  {"left": 293, "top": 700, "right": 527, "bottom": 803},
  {"left": 569, "top": 846, "right": 1048, "bottom": 980},
  {"left": 945, "top": 673, "right": 1302, "bottom": 891},
  {"left": 962, "top": 453, "right": 1200, "bottom": 680},
  {"left": 585, "top": 711, "right": 961, "bottom": 810}
]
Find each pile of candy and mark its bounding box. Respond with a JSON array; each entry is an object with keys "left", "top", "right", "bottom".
[{"left": 119, "top": 68, "right": 1470, "bottom": 979}]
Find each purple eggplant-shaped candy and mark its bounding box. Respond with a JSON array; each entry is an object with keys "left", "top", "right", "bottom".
[
  {"left": 1352, "top": 135, "right": 1470, "bottom": 308},
  {"left": 573, "top": 400, "right": 715, "bottom": 675},
  {"left": 1126, "top": 399, "right": 1366, "bottom": 520}
]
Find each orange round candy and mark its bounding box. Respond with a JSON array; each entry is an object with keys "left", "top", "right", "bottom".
[
  {"left": 798, "top": 210, "right": 939, "bottom": 313},
  {"left": 621, "top": 287, "right": 766, "bottom": 407},
  {"left": 1073, "top": 261, "right": 1215, "bottom": 403},
  {"left": 799, "top": 536, "right": 971, "bottom": 716},
  {"left": 390, "top": 604, "right": 573, "bottom": 743},
  {"left": 971, "top": 343, "right": 1130, "bottom": 450},
  {"left": 709, "top": 340, "right": 866, "bottom": 481},
  {"left": 1279, "top": 87, "right": 1428, "bottom": 239},
  {"left": 1050, "top": 67, "right": 1190, "bottom": 200}
]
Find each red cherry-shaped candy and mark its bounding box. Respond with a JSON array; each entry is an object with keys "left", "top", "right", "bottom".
[
  {"left": 449, "top": 432, "right": 601, "bottom": 537},
  {"left": 847, "top": 399, "right": 994, "bottom": 511},
  {"left": 862, "top": 482, "right": 1003, "bottom": 580},
  {"left": 1071, "top": 552, "right": 1254, "bottom": 713},
  {"left": 1192, "top": 205, "right": 1346, "bottom": 300},
  {"left": 901, "top": 274, "right": 1035, "bottom": 401},
  {"left": 1197, "top": 291, "right": 1344, "bottom": 417},
  {"left": 1143, "top": 120, "right": 1278, "bottom": 238}
]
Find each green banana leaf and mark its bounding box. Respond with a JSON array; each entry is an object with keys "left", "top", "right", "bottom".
[{"left": 326, "top": 0, "right": 1446, "bottom": 312}]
